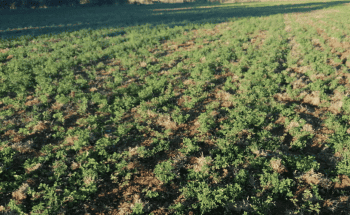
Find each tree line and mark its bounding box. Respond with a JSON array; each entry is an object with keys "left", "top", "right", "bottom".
[{"left": 0, "top": 0, "right": 129, "bottom": 10}]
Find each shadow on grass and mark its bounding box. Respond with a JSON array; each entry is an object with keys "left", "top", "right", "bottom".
[{"left": 0, "top": 0, "right": 349, "bottom": 42}]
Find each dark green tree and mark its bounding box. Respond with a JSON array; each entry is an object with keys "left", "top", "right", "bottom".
[
  {"left": 89, "top": 0, "right": 128, "bottom": 7},
  {"left": 0, "top": 0, "right": 13, "bottom": 9}
]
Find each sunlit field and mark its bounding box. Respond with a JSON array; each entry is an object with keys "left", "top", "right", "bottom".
[{"left": 1, "top": 0, "right": 350, "bottom": 214}]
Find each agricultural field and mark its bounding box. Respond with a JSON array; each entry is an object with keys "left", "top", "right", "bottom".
[{"left": 2, "top": 0, "right": 350, "bottom": 214}]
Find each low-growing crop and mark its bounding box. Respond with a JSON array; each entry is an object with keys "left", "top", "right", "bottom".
[{"left": 1, "top": 0, "right": 350, "bottom": 214}]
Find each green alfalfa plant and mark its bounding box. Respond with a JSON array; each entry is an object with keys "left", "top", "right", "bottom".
[
  {"left": 171, "top": 106, "right": 190, "bottom": 124},
  {"left": 197, "top": 101, "right": 220, "bottom": 135},
  {"left": 153, "top": 160, "right": 176, "bottom": 185},
  {"left": 131, "top": 201, "right": 145, "bottom": 214}
]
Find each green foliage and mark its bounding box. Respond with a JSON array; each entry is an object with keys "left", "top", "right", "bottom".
[
  {"left": 1, "top": 1, "right": 350, "bottom": 214},
  {"left": 154, "top": 160, "right": 176, "bottom": 184}
]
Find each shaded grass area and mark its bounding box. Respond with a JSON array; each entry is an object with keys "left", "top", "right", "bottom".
[{"left": 1, "top": 0, "right": 349, "bottom": 41}]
